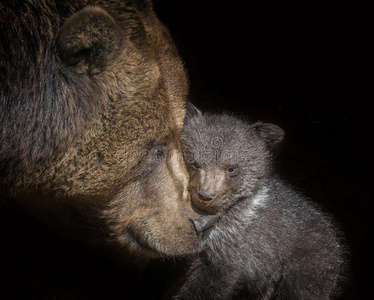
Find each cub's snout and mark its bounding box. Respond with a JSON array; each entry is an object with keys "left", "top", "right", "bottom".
[{"left": 198, "top": 189, "right": 215, "bottom": 201}]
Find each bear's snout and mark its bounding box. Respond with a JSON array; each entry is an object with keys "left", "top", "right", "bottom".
[{"left": 188, "top": 215, "right": 220, "bottom": 240}]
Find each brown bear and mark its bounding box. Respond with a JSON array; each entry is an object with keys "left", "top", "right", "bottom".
[{"left": 0, "top": 0, "right": 200, "bottom": 265}]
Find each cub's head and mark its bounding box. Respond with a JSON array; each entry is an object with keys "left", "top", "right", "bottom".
[{"left": 181, "top": 103, "right": 284, "bottom": 214}]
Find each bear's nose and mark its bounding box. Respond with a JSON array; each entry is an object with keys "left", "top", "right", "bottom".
[{"left": 198, "top": 189, "right": 215, "bottom": 201}]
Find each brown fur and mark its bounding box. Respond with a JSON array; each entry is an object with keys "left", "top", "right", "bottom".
[{"left": 0, "top": 0, "right": 199, "bottom": 259}]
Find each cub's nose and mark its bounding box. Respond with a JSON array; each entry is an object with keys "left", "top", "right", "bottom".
[{"left": 198, "top": 189, "right": 215, "bottom": 201}]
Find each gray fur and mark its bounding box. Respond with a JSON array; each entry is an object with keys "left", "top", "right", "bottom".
[{"left": 177, "top": 103, "right": 345, "bottom": 299}]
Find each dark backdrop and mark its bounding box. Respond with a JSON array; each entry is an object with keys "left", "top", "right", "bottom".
[
  {"left": 1, "top": 1, "right": 369, "bottom": 299},
  {"left": 155, "top": 1, "right": 369, "bottom": 299}
]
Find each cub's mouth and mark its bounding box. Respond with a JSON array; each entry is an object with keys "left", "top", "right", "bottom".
[{"left": 190, "top": 193, "right": 221, "bottom": 215}]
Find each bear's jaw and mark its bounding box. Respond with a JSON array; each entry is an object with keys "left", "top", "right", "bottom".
[{"left": 126, "top": 227, "right": 160, "bottom": 258}]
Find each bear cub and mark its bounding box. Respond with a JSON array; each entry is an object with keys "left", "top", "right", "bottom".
[{"left": 176, "top": 102, "right": 345, "bottom": 300}]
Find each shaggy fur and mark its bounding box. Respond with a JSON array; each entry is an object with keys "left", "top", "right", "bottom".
[
  {"left": 176, "top": 103, "right": 345, "bottom": 299},
  {"left": 0, "top": 1, "right": 200, "bottom": 260}
]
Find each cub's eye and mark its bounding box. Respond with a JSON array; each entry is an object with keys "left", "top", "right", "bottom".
[
  {"left": 188, "top": 159, "right": 200, "bottom": 170},
  {"left": 227, "top": 166, "right": 238, "bottom": 176}
]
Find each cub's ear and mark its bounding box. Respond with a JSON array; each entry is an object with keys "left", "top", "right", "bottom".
[
  {"left": 252, "top": 122, "right": 285, "bottom": 149},
  {"left": 57, "top": 6, "right": 122, "bottom": 75},
  {"left": 185, "top": 101, "right": 203, "bottom": 121}
]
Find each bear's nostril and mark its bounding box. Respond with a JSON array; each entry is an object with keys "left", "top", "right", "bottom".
[{"left": 198, "top": 189, "right": 215, "bottom": 201}]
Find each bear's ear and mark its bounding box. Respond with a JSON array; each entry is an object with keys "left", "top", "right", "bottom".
[
  {"left": 185, "top": 101, "right": 203, "bottom": 121},
  {"left": 57, "top": 6, "right": 122, "bottom": 75},
  {"left": 252, "top": 122, "right": 285, "bottom": 149}
]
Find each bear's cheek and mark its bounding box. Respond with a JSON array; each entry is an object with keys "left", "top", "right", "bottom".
[
  {"left": 104, "top": 147, "right": 201, "bottom": 257},
  {"left": 122, "top": 208, "right": 201, "bottom": 258},
  {"left": 109, "top": 197, "right": 201, "bottom": 258}
]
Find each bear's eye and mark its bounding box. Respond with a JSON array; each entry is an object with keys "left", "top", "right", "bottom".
[
  {"left": 153, "top": 149, "right": 165, "bottom": 161},
  {"left": 227, "top": 166, "right": 238, "bottom": 176},
  {"left": 189, "top": 159, "right": 200, "bottom": 170},
  {"left": 148, "top": 144, "right": 167, "bottom": 163}
]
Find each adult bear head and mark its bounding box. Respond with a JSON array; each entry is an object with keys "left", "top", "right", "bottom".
[{"left": 0, "top": 1, "right": 199, "bottom": 258}]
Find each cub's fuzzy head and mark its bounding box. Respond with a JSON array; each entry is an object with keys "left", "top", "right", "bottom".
[{"left": 181, "top": 102, "right": 284, "bottom": 214}]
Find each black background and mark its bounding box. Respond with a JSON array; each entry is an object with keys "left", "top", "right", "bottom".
[
  {"left": 156, "top": 1, "right": 369, "bottom": 299},
  {"left": 1, "top": 1, "right": 369, "bottom": 299}
]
